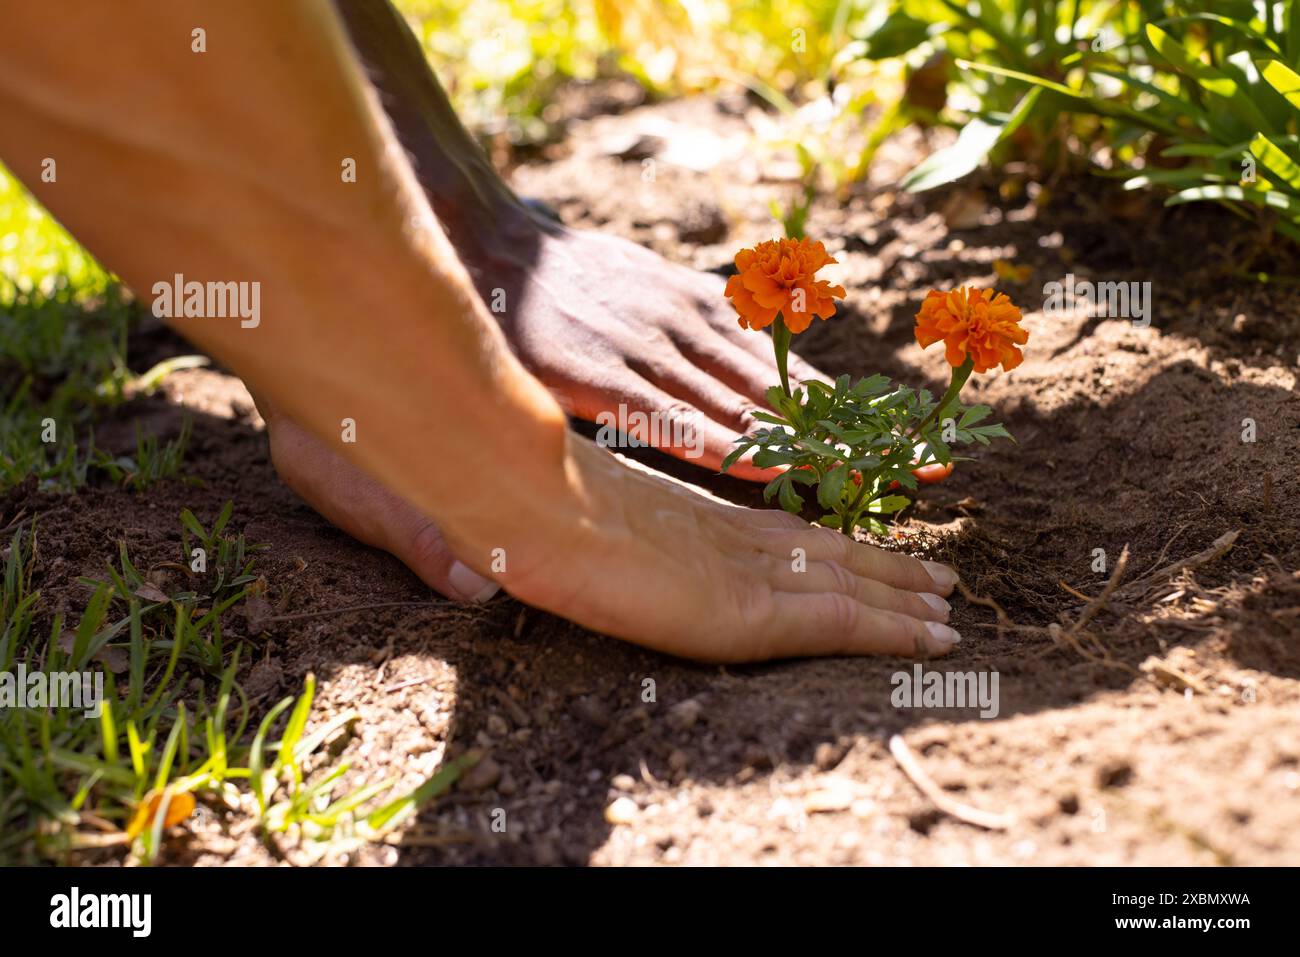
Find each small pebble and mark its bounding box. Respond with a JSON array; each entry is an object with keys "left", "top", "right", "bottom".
[
  {"left": 605, "top": 796, "right": 639, "bottom": 826},
  {"left": 667, "top": 698, "right": 703, "bottom": 731},
  {"left": 459, "top": 757, "right": 502, "bottom": 792}
]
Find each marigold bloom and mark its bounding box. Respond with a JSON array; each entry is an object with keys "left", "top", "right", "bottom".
[
  {"left": 725, "top": 238, "right": 846, "bottom": 333},
  {"left": 914, "top": 286, "right": 1027, "bottom": 373}
]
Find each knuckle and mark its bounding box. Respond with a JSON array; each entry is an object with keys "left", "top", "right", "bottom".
[
  {"left": 822, "top": 591, "right": 862, "bottom": 635},
  {"left": 406, "top": 520, "right": 451, "bottom": 575},
  {"left": 822, "top": 560, "right": 857, "bottom": 596}
]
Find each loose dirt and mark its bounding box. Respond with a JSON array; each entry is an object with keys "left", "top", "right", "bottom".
[{"left": 8, "top": 94, "right": 1299, "bottom": 866}]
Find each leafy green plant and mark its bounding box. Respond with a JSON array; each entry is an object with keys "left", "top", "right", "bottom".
[
  {"left": 958, "top": 0, "right": 1300, "bottom": 242},
  {"left": 720, "top": 234, "right": 1022, "bottom": 538},
  {"left": 853, "top": 0, "right": 1123, "bottom": 189},
  {"left": 724, "top": 367, "right": 1011, "bottom": 536}
]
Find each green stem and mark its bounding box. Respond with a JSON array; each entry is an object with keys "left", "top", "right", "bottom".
[
  {"left": 909, "top": 356, "right": 974, "bottom": 442},
  {"left": 772, "top": 314, "right": 792, "bottom": 399},
  {"left": 840, "top": 478, "right": 875, "bottom": 538},
  {"left": 840, "top": 357, "right": 975, "bottom": 539}
]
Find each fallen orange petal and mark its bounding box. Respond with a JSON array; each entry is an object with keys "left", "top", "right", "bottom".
[{"left": 126, "top": 789, "right": 196, "bottom": 839}]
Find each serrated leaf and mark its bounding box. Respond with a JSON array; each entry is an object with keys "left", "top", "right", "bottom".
[
  {"left": 971, "top": 422, "right": 1013, "bottom": 440},
  {"left": 847, "top": 455, "right": 881, "bottom": 472},
  {"left": 762, "top": 474, "right": 785, "bottom": 504},
  {"left": 852, "top": 374, "right": 892, "bottom": 396},
  {"left": 890, "top": 470, "right": 919, "bottom": 490},
  {"left": 796, "top": 437, "right": 846, "bottom": 461},
  {"left": 753, "top": 448, "right": 801, "bottom": 469},
  {"left": 719, "top": 444, "right": 751, "bottom": 473},
  {"left": 817, "top": 464, "right": 849, "bottom": 510},
  {"left": 777, "top": 477, "right": 804, "bottom": 514}
]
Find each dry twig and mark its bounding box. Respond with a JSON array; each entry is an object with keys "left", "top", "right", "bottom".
[{"left": 888, "top": 734, "right": 1013, "bottom": 831}]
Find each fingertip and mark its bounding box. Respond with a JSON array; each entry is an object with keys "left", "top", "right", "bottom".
[
  {"left": 448, "top": 560, "right": 501, "bottom": 603},
  {"left": 921, "top": 559, "right": 959, "bottom": 595},
  {"left": 923, "top": 620, "right": 962, "bottom": 655},
  {"left": 917, "top": 592, "right": 951, "bottom": 621}
]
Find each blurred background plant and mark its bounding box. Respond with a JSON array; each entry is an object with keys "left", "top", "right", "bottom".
[
  {"left": 851, "top": 0, "right": 1299, "bottom": 246},
  {"left": 967, "top": 0, "right": 1300, "bottom": 246}
]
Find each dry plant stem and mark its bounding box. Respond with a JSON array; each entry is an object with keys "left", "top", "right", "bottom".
[
  {"left": 256, "top": 600, "right": 446, "bottom": 624},
  {"left": 888, "top": 734, "right": 1013, "bottom": 831},
  {"left": 1070, "top": 544, "right": 1129, "bottom": 638},
  {"left": 1120, "top": 529, "right": 1241, "bottom": 598}
]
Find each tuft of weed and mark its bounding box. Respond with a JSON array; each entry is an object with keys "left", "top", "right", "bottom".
[{"left": 1, "top": 507, "right": 468, "bottom": 865}]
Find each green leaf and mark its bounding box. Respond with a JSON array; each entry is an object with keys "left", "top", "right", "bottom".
[
  {"left": 179, "top": 508, "right": 207, "bottom": 544},
  {"left": 856, "top": 6, "right": 936, "bottom": 60},
  {"left": 894, "top": 467, "right": 919, "bottom": 489},
  {"left": 872, "top": 495, "right": 911, "bottom": 515},
  {"left": 1122, "top": 169, "right": 1230, "bottom": 191},
  {"left": 852, "top": 374, "right": 892, "bottom": 396},
  {"left": 1251, "top": 133, "right": 1300, "bottom": 193},
  {"left": 719, "top": 442, "right": 754, "bottom": 474},
  {"left": 777, "top": 477, "right": 804, "bottom": 514},
  {"left": 249, "top": 695, "right": 294, "bottom": 812},
  {"left": 795, "top": 437, "right": 846, "bottom": 461},
  {"left": 211, "top": 500, "right": 234, "bottom": 539},
  {"left": 1145, "top": 24, "right": 1272, "bottom": 134},
  {"left": 275, "top": 674, "right": 316, "bottom": 772},
  {"left": 958, "top": 405, "right": 992, "bottom": 427},
  {"left": 1166, "top": 183, "right": 1300, "bottom": 216},
  {"left": 366, "top": 754, "right": 474, "bottom": 832},
  {"left": 959, "top": 60, "right": 1184, "bottom": 137},
  {"left": 753, "top": 448, "right": 800, "bottom": 469},
  {"left": 970, "top": 422, "right": 1014, "bottom": 442},
  {"left": 1085, "top": 65, "right": 1213, "bottom": 131},
  {"left": 817, "top": 464, "right": 848, "bottom": 510},
  {"left": 71, "top": 585, "right": 110, "bottom": 670},
  {"left": 1261, "top": 59, "right": 1300, "bottom": 110},
  {"left": 902, "top": 88, "right": 1042, "bottom": 192},
  {"left": 1153, "top": 14, "right": 1282, "bottom": 57}
]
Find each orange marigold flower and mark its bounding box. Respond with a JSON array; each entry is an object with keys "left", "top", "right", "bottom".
[
  {"left": 725, "top": 237, "right": 847, "bottom": 333},
  {"left": 914, "top": 286, "right": 1028, "bottom": 373}
]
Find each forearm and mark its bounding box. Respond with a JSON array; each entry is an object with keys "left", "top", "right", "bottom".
[
  {"left": 336, "top": 0, "right": 551, "bottom": 266},
  {"left": 0, "top": 0, "right": 569, "bottom": 540}
]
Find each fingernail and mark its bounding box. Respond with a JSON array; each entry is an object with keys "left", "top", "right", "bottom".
[
  {"left": 919, "top": 592, "right": 951, "bottom": 618},
  {"left": 925, "top": 620, "right": 962, "bottom": 647},
  {"left": 449, "top": 561, "right": 500, "bottom": 603},
  {"left": 921, "top": 560, "right": 959, "bottom": 591}
]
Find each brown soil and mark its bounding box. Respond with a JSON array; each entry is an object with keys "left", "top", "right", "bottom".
[{"left": 8, "top": 95, "right": 1300, "bottom": 866}]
